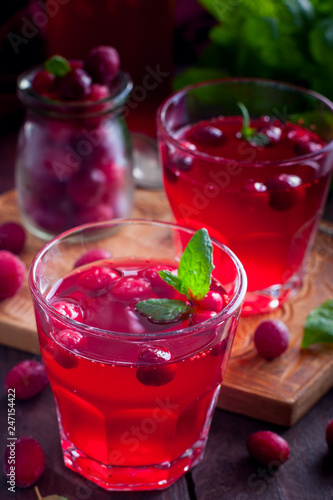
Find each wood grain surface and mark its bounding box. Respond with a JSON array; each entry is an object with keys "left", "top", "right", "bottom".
[{"left": 0, "top": 190, "right": 332, "bottom": 426}]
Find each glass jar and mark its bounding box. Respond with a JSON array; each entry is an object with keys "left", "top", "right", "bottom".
[{"left": 15, "top": 68, "right": 134, "bottom": 240}]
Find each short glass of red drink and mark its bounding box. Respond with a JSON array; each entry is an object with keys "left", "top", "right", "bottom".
[
  {"left": 29, "top": 219, "right": 246, "bottom": 491},
  {"left": 157, "top": 79, "right": 333, "bottom": 315}
]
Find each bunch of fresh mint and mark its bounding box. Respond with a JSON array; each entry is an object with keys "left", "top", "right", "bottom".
[{"left": 175, "top": 0, "right": 333, "bottom": 101}]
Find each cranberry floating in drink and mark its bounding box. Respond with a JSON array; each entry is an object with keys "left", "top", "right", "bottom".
[
  {"left": 29, "top": 220, "right": 246, "bottom": 490},
  {"left": 16, "top": 49, "right": 134, "bottom": 240},
  {"left": 157, "top": 79, "right": 333, "bottom": 315}
]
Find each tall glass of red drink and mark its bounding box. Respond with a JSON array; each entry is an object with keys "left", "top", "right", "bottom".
[
  {"left": 29, "top": 219, "right": 246, "bottom": 491},
  {"left": 157, "top": 79, "right": 333, "bottom": 315}
]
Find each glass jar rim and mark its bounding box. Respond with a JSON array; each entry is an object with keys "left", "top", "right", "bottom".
[
  {"left": 157, "top": 77, "right": 333, "bottom": 166},
  {"left": 17, "top": 66, "right": 133, "bottom": 117},
  {"left": 29, "top": 218, "right": 247, "bottom": 341}
]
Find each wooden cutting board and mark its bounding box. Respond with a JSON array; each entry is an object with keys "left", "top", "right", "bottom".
[{"left": 0, "top": 190, "right": 332, "bottom": 426}]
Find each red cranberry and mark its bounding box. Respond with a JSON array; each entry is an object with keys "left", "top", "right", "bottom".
[
  {"left": 52, "top": 300, "right": 84, "bottom": 322},
  {"left": 112, "top": 277, "right": 152, "bottom": 300},
  {"left": 31, "top": 69, "right": 55, "bottom": 96},
  {"left": 85, "top": 45, "right": 120, "bottom": 84},
  {"left": 50, "top": 329, "right": 87, "bottom": 369},
  {"left": 0, "top": 222, "right": 26, "bottom": 254},
  {"left": 243, "top": 181, "right": 267, "bottom": 194},
  {"left": 77, "top": 266, "right": 120, "bottom": 293},
  {"left": 67, "top": 168, "right": 106, "bottom": 207},
  {"left": 136, "top": 346, "right": 176, "bottom": 386},
  {"left": 173, "top": 154, "right": 193, "bottom": 171},
  {"left": 140, "top": 265, "right": 176, "bottom": 298},
  {"left": 266, "top": 174, "right": 302, "bottom": 211},
  {"left": 4, "top": 437, "right": 45, "bottom": 487},
  {"left": 246, "top": 431, "right": 290, "bottom": 466},
  {"left": 60, "top": 68, "right": 92, "bottom": 100},
  {"left": 74, "top": 248, "right": 112, "bottom": 268},
  {"left": 211, "top": 336, "right": 229, "bottom": 356},
  {"left": 4, "top": 360, "right": 48, "bottom": 400},
  {"left": 164, "top": 165, "right": 180, "bottom": 184},
  {"left": 196, "top": 291, "right": 223, "bottom": 312},
  {"left": 254, "top": 320, "right": 290, "bottom": 360},
  {"left": 0, "top": 250, "right": 25, "bottom": 300},
  {"left": 89, "top": 83, "right": 110, "bottom": 101},
  {"left": 56, "top": 329, "right": 88, "bottom": 351},
  {"left": 70, "top": 59, "right": 84, "bottom": 70},
  {"left": 259, "top": 126, "right": 282, "bottom": 143},
  {"left": 74, "top": 203, "right": 114, "bottom": 225},
  {"left": 191, "top": 310, "right": 217, "bottom": 325},
  {"left": 294, "top": 141, "right": 322, "bottom": 156},
  {"left": 188, "top": 125, "right": 224, "bottom": 147},
  {"left": 326, "top": 419, "right": 333, "bottom": 452}
]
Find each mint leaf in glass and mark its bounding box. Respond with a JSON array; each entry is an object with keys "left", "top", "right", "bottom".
[
  {"left": 301, "top": 300, "right": 333, "bottom": 348},
  {"left": 238, "top": 102, "right": 270, "bottom": 146},
  {"left": 44, "top": 55, "right": 71, "bottom": 77},
  {"left": 159, "top": 228, "right": 214, "bottom": 301},
  {"left": 136, "top": 299, "right": 191, "bottom": 323}
]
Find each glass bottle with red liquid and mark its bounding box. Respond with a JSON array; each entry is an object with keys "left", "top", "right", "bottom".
[{"left": 157, "top": 79, "right": 333, "bottom": 315}]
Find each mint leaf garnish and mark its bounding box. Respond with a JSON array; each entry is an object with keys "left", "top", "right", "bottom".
[
  {"left": 159, "top": 228, "right": 214, "bottom": 301},
  {"left": 301, "top": 300, "right": 333, "bottom": 348},
  {"left": 238, "top": 102, "right": 270, "bottom": 146},
  {"left": 136, "top": 299, "right": 191, "bottom": 323},
  {"left": 44, "top": 55, "right": 71, "bottom": 77}
]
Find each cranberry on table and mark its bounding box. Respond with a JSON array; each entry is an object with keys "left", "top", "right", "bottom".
[
  {"left": 4, "top": 360, "right": 48, "bottom": 400},
  {"left": 0, "top": 221, "right": 26, "bottom": 254},
  {"left": 0, "top": 250, "right": 25, "bottom": 300},
  {"left": 265, "top": 173, "right": 303, "bottom": 211},
  {"left": 136, "top": 346, "right": 176, "bottom": 386},
  {"left": 254, "top": 319, "right": 290, "bottom": 360},
  {"left": 59, "top": 68, "right": 92, "bottom": 100},
  {"left": 4, "top": 437, "right": 45, "bottom": 487},
  {"left": 246, "top": 431, "right": 290, "bottom": 466},
  {"left": 85, "top": 45, "right": 120, "bottom": 84}
]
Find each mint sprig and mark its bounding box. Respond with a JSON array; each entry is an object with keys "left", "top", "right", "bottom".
[
  {"left": 160, "top": 228, "right": 214, "bottom": 301},
  {"left": 136, "top": 299, "right": 191, "bottom": 323},
  {"left": 44, "top": 55, "right": 71, "bottom": 77},
  {"left": 238, "top": 102, "right": 270, "bottom": 146},
  {"left": 301, "top": 300, "right": 333, "bottom": 348},
  {"left": 136, "top": 229, "right": 214, "bottom": 323}
]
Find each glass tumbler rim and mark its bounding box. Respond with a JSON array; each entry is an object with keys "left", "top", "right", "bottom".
[
  {"left": 157, "top": 77, "right": 333, "bottom": 166},
  {"left": 29, "top": 218, "right": 247, "bottom": 341}
]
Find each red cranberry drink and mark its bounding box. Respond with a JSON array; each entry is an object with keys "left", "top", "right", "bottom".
[
  {"left": 29, "top": 220, "right": 246, "bottom": 491},
  {"left": 16, "top": 48, "right": 134, "bottom": 240},
  {"left": 157, "top": 79, "right": 333, "bottom": 315}
]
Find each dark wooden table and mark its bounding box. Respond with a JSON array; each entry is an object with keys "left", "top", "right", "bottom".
[{"left": 0, "top": 132, "right": 333, "bottom": 500}]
